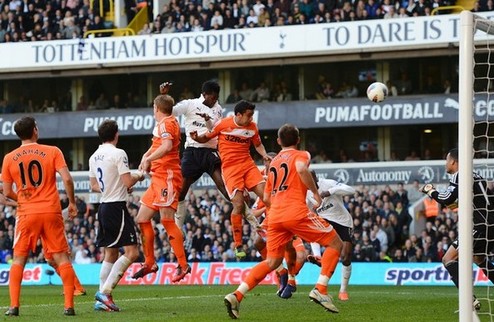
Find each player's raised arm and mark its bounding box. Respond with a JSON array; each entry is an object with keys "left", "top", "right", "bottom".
[
  {"left": 296, "top": 160, "right": 321, "bottom": 209},
  {"left": 328, "top": 181, "right": 356, "bottom": 197},
  {"left": 159, "top": 81, "right": 172, "bottom": 95}
]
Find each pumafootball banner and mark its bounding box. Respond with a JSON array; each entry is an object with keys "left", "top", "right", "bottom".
[{"left": 2, "top": 94, "right": 494, "bottom": 141}]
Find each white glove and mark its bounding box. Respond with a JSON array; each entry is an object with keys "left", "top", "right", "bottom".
[{"left": 420, "top": 183, "right": 436, "bottom": 198}]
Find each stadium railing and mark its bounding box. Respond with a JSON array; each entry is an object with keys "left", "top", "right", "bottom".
[
  {"left": 90, "top": 0, "right": 114, "bottom": 23},
  {"left": 431, "top": 5, "right": 465, "bottom": 15},
  {"left": 83, "top": 27, "right": 135, "bottom": 38},
  {"left": 127, "top": 6, "right": 149, "bottom": 35}
]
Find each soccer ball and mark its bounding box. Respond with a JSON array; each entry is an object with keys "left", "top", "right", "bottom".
[{"left": 366, "top": 82, "right": 388, "bottom": 103}]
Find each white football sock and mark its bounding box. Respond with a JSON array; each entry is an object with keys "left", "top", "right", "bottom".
[
  {"left": 102, "top": 256, "right": 132, "bottom": 294},
  {"left": 243, "top": 202, "right": 259, "bottom": 229},
  {"left": 340, "top": 264, "right": 352, "bottom": 293},
  {"left": 310, "top": 242, "right": 322, "bottom": 257},
  {"left": 99, "top": 261, "right": 114, "bottom": 292}
]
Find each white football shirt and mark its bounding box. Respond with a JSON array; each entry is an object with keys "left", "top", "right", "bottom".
[
  {"left": 306, "top": 179, "right": 355, "bottom": 228},
  {"left": 172, "top": 95, "right": 223, "bottom": 149},
  {"left": 89, "top": 143, "right": 131, "bottom": 202}
]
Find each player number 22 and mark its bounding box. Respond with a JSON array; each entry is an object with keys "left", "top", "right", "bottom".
[{"left": 269, "top": 163, "right": 289, "bottom": 193}]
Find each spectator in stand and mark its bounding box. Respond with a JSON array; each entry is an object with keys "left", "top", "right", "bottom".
[
  {"left": 405, "top": 150, "right": 421, "bottom": 160},
  {"left": 210, "top": 10, "right": 223, "bottom": 29},
  {"left": 408, "top": 179, "right": 423, "bottom": 204},
  {"left": 251, "top": 81, "right": 270, "bottom": 102},
  {"left": 162, "top": 20, "right": 176, "bottom": 33},
  {"left": 246, "top": 8, "right": 258, "bottom": 26},
  {"left": 239, "top": 82, "right": 253, "bottom": 101},
  {"left": 88, "top": 15, "right": 106, "bottom": 37},
  {"left": 190, "top": 18, "right": 203, "bottom": 32},
  {"left": 95, "top": 92, "right": 109, "bottom": 109},
  {"left": 137, "top": 22, "right": 152, "bottom": 35},
  {"left": 226, "top": 89, "right": 243, "bottom": 104},
  {"left": 258, "top": 7, "right": 270, "bottom": 26},
  {"left": 223, "top": 9, "right": 237, "bottom": 29},
  {"left": 311, "top": 150, "right": 331, "bottom": 163},
  {"left": 110, "top": 94, "right": 125, "bottom": 109}
]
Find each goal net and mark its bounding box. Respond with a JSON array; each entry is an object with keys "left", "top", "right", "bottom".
[{"left": 460, "top": 11, "right": 494, "bottom": 322}]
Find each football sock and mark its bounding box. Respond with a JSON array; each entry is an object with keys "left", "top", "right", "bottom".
[
  {"left": 162, "top": 218, "right": 187, "bottom": 268},
  {"left": 315, "top": 282, "right": 328, "bottom": 295},
  {"left": 139, "top": 221, "right": 155, "bottom": 266},
  {"left": 479, "top": 258, "right": 494, "bottom": 284},
  {"left": 102, "top": 256, "right": 132, "bottom": 294},
  {"left": 285, "top": 248, "right": 296, "bottom": 276},
  {"left": 56, "top": 266, "right": 84, "bottom": 291},
  {"left": 310, "top": 243, "right": 322, "bottom": 258},
  {"left": 243, "top": 203, "right": 259, "bottom": 228},
  {"left": 320, "top": 247, "right": 340, "bottom": 279},
  {"left": 293, "top": 259, "right": 304, "bottom": 276},
  {"left": 233, "top": 289, "right": 245, "bottom": 302},
  {"left": 9, "top": 263, "right": 23, "bottom": 307},
  {"left": 259, "top": 245, "right": 267, "bottom": 259},
  {"left": 288, "top": 275, "right": 296, "bottom": 286},
  {"left": 231, "top": 213, "right": 243, "bottom": 248},
  {"left": 58, "top": 262, "right": 75, "bottom": 308},
  {"left": 244, "top": 261, "right": 272, "bottom": 290},
  {"left": 73, "top": 273, "right": 84, "bottom": 292},
  {"left": 340, "top": 264, "right": 352, "bottom": 293},
  {"left": 175, "top": 200, "right": 186, "bottom": 231},
  {"left": 444, "top": 260, "right": 460, "bottom": 288},
  {"left": 99, "top": 261, "right": 114, "bottom": 292}
]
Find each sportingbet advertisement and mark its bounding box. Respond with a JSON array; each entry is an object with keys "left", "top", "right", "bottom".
[{"left": 0, "top": 262, "right": 491, "bottom": 287}]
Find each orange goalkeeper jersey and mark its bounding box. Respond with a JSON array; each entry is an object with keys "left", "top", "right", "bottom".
[
  {"left": 265, "top": 148, "right": 312, "bottom": 224},
  {"left": 1, "top": 143, "right": 66, "bottom": 215},
  {"left": 205, "top": 116, "right": 261, "bottom": 168}
]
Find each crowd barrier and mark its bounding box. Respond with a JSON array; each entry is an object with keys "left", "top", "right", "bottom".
[{"left": 0, "top": 262, "right": 489, "bottom": 287}]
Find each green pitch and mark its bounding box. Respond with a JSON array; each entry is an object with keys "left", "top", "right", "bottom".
[{"left": 0, "top": 285, "right": 489, "bottom": 321}]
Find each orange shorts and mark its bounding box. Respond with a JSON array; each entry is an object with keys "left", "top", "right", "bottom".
[
  {"left": 267, "top": 213, "right": 338, "bottom": 258},
  {"left": 43, "top": 236, "right": 70, "bottom": 261},
  {"left": 141, "top": 169, "right": 182, "bottom": 211},
  {"left": 222, "top": 163, "right": 264, "bottom": 199},
  {"left": 13, "top": 213, "right": 69, "bottom": 258}
]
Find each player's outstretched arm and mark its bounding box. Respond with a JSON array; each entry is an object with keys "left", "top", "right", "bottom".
[
  {"left": 330, "top": 181, "right": 356, "bottom": 197},
  {"left": 159, "top": 82, "right": 172, "bottom": 95},
  {"left": 255, "top": 143, "right": 271, "bottom": 162},
  {"left": 190, "top": 131, "right": 211, "bottom": 143},
  {"left": 121, "top": 171, "right": 145, "bottom": 189}
]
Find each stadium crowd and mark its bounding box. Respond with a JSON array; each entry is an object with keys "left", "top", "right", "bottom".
[
  {"left": 0, "top": 181, "right": 459, "bottom": 266},
  {"left": 0, "top": 0, "right": 493, "bottom": 43}
]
